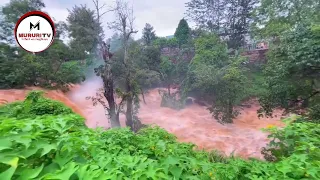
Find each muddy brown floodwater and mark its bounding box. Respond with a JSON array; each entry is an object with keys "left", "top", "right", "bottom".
[
  {"left": 0, "top": 77, "right": 284, "bottom": 159},
  {"left": 67, "top": 77, "right": 284, "bottom": 159}
]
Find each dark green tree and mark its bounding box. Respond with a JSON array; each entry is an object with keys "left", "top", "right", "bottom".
[
  {"left": 259, "top": 24, "right": 320, "bottom": 121},
  {"left": 186, "top": 34, "right": 248, "bottom": 123},
  {"left": 142, "top": 23, "right": 156, "bottom": 46},
  {"left": 186, "top": 0, "right": 257, "bottom": 49},
  {"left": 174, "top": 19, "right": 190, "bottom": 47},
  {"left": 185, "top": 0, "right": 225, "bottom": 32},
  {"left": 253, "top": 0, "right": 320, "bottom": 38},
  {"left": 226, "top": 0, "right": 257, "bottom": 49},
  {"left": 67, "top": 5, "right": 102, "bottom": 59}
]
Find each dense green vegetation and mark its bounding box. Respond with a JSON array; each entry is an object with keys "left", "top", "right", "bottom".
[
  {"left": 0, "top": 94, "right": 319, "bottom": 179},
  {"left": 0, "top": 0, "right": 92, "bottom": 90}
]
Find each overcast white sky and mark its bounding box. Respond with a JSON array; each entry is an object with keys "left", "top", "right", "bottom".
[{"left": 0, "top": 0, "right": 194, "bottom": 39}]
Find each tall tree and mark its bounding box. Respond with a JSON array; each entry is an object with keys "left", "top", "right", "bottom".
[
  {"left": 185, "top": 0, "right": 225, "bottom": 32},
  {"left": 226, "top": 0, "right": 257, "bottom": 49},
  {"left": 109, "top": 0, "right": 138, "bottom": 131},
  {"left": 253, "top": 0, "right": 320, "bottom": 38},
  {"left": 259, "top": 24, "right": 320, "bottom": 121},
  {"left": 67, "top": 5, "right": 102, "bottom": 59},
  {"left": 186, "top": 0, "right": 257, "bottom": 49},
  {"left": 88, "top": 0, "right": 123, "bottom": 128},
  {"left": 186, "top": 34, "right": 248, "bottom": 123},
  {"left": 174, "top": 19, "right": 190, "bottom": 47},
  {"left": 142, "top": 23, "right": 156, "bottom": 46}
]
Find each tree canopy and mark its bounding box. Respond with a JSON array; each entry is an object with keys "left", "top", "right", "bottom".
[
  {"left": 142, "top": 23, "right": 157, "bottom": 46},
  {"left": 186, "top": 34, "right": 248, "bottom": 123},
  {"left": 174, "top": 19, "right": 190, "bottom": 47},
  {"left": 259, "top": 24, "right": 320, "bottom": 121},
  {"left": 67, "top": 5, "right": 102, "bottom": 59}
]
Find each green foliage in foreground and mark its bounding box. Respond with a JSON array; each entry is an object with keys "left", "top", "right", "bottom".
[
  {"left": 0, "top": 93, "right": 319, "bottom": 179},
  {"left": 0, "top": 91, "right": 73, "bottom": 119}
]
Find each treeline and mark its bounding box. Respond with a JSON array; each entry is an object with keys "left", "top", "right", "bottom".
[{"left": 0, "top": 1, "right": 101, "bottom": 90}]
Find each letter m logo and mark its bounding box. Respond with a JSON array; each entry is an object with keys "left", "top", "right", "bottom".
[{"left": 30, "top": 21, "right": 40, "bottom": 31}]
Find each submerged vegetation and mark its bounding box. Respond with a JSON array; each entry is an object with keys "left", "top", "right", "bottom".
[{"left": 0, "top": 94, "right": 319, "bottom": 179}]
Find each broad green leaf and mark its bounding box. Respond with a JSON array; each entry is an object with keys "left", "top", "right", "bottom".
[
  {"left": 0, "top": 138, "right": 12, "bottom": 151},
  {"left": 40, "top": 144, "right": 57, "bottom": 157},
  {"left": 20, "top": 146, "right": 40, "bottom": 158},
  {"left": 0, "top": 167, "right": 16, "bottom": 180},
  {"left": 1, "top": 156, "right": 19, "bottom": 168},
  {"left": 53, "top": 152, "right": 74, "bottom": 167},
  {"left": 43, "top": 162, "right": 79, "bottom": 179},
  {"left": 12, "top": 135, "right": 32, "bottom": 148},
  {"left": 17, "top": 164, "right": 44, "bottom": 180},
  {"left": 76, "top": 165, "right": 103, "bottom": 180},
  {"left": 169, "top": 166, "right": 183, "bottom": 179}
]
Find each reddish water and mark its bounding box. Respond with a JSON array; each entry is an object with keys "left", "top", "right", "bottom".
[
  {"left": 66, "top": 77, "right": 284, "bottom": 159},
  {"left": 0, "top": 77, "right": 284, "bottom": 159}
]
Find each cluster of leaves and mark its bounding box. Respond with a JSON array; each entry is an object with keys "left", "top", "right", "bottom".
[
  {"left": 0, "top": 91, "right": 73, "bottom": 119},
  {"left": 186, "top": 34, "right": 248, "bottom": 123},
  {"left": 186, "top": 0, "right": 257, "bottom": 49},
  {"left": 0, "top": 42, "right": 86, "bottom": 89},
  {"left": 260, "top": 116, "right": 320, "bottom": 179},
  {"left": 0, "top": 0, "right": 93, "bottom": 90},
  {"left": 253, "top": 0, "right": 320, "bottom": 38},
  {"left": 153, "top": 37, "right": 179, "bottom": 49},
  {"left": 0, "top": 92, "right": 319, "bottom": 179},
  {"left": 258, "top": 24, "right": 320, "bottom": 120}
]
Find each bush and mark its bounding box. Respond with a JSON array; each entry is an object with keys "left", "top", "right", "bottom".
[{"left": 0, "top": 91, "right": 74, "bottom": 118}]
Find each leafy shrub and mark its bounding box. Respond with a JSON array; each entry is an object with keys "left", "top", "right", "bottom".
[
  {"left": 0, "top": 91, "right": 73, "bottom": 118},
  {"left": 0, "top": 96, "right": 319, "bottom": 179},
  {"left": 262, "top": 116, "right": 320, "bottom": 162}
]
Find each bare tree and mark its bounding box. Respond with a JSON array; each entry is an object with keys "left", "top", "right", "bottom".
[
  {"left": 95, "top": 42, "right": 125, "bottom": 127},
  {"left": 87, "top": 0, "right": 122, "bottom": 127},
  {"left": 108, "top": 0, "right": 138, "bottom": 130}
]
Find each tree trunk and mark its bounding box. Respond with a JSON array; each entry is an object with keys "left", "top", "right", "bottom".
[
  {"left": 102, "top": 58, "right": 120, "bottom": 128},
  {"left": 227, "top": 100, "right": 233, "bottom": 123},
  {"left": 125, "top": 77, "right": 134, "bottom": 130},
  {"left": 141, "top": 87, "right": 146, "bottom": 104},
  {"left": 168, "top": 84, "right": 171, "bottom": 96},
  {"left": 123, "top": 30, "right": 135, "bottom": 130},
  {"left": 110, "top": 111, "right": 120, "bottom": 127}
]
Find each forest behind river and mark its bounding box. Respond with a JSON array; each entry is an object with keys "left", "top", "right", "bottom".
[{"left": 0, "top": 0, "right": 319, "bottom": 179}]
